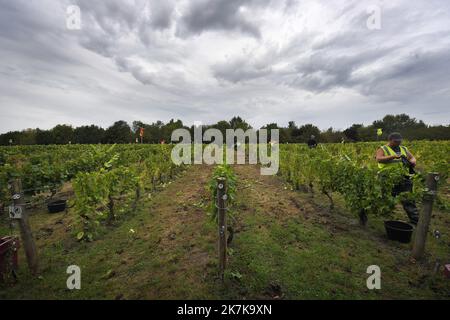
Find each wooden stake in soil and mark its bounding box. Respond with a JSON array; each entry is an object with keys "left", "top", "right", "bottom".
[
  {"left": 412, "top": 173, "right": 439, "bottom": 260},
  {"left": 217, "top": 177, "right": 227, "bottom": 280},
  {"left": 10, "top": 179, "right": 39, "bottom": 275}
]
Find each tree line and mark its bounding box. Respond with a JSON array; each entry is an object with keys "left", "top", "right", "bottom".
[{"left": 1, "top": 114, "right": 449, "bottom": 146}]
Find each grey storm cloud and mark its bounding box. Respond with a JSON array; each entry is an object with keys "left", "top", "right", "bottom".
[
  {"left": 115, "top": 57, "right": 155, "bottom": 85},
  {"left": 211, "top": 0, "right": 450, "bottom": 104},
  {"left": 147, "top": 0, "right": 175, "bottom": 30},
  {"left": 0, "top": 0, "right": 449, "bottom": 134},
  {"left": 213, "top": 56, "right": 273, "bottom": 83},
  {"left": 177, "top": 0, "right": 269, "bottom": 38}
]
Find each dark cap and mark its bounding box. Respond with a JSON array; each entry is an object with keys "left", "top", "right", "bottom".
[{"left": 388, "top": 132, "right": 402, "bottom": 141}]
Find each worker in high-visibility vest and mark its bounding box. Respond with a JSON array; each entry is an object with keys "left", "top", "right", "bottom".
[
  {"left": 375, "top": 132, "right": 419, "bottom": 224},
  {"left": 377, "top": 128, "right": 383, "bottom": 137}
]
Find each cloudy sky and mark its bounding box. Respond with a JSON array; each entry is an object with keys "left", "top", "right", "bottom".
[{"left": 0, "top": 0, "right": 449, "bottom": 133}]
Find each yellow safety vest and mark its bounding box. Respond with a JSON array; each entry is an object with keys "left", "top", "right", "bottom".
[{"left": 378, "top": 145, "right": 408, "bottom": 170}]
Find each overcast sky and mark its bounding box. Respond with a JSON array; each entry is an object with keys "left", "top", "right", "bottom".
[{"left": 0, "top": 0, "right": 449, "bottom": 133}]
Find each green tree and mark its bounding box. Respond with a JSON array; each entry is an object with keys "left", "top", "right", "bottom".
[
  {"left": 229, "top": 116, "right": 252, "bottom": 131},
  {"left": 74, "top": 125, "right": 105, "bottom": 144},
  {"left": 213, "top": 120, "right": 232, "bottom": 137},
  {"left": 103, "top": 121, "right": 132, "bottom": 144},
  {"left": 343, "top": 124, "right": 362, "bottom": 142},
  {"left": 51, "top": 125, "right": 74, "bottom": 144},
  {"left": 301, "top": 124, "right": 321, "bottom": 142},
  {"left": 35, "top": 129, "right": 53, "bottom": 145},
  {"left": 162, "top": 119, "right": 185, "bottom": 142},
  {"left": 372, "top": 114, "right": 426, "bottom": 136},
  {"left": 320, "top": 127, "right": 342, "bottom": 143}
]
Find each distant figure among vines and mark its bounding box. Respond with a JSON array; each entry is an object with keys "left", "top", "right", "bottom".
[{"left": 307, "top": 135, "right": 318, "bottom": 149}]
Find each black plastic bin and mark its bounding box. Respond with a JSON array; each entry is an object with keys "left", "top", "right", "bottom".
[
  {"left": 384, "top": 220, "right": 413, "bottom": 243},
  {"left": 47, "top": 200, "right": 67, "bottom": 213}
]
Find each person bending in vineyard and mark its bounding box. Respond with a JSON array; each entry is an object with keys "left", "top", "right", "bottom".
[{"left": 375, "top": 132, "right": 419, "bottom": 225}]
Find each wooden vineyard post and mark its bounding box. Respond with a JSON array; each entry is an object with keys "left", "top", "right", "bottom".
[
  {"left": 217, "top": 177, "right": 227, "bottom": 281},
  {"left": 10, "top": 179, "right": 39, "bottom": 275},
  {"left": 412, "top": 173, "right": 439, "bottom": 260}
]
